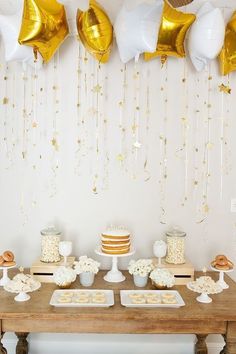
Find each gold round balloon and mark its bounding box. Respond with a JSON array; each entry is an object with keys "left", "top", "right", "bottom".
[
  {"left": 145, "top": 0, "right": 195, "bottom": 62},
  {"left": 219, "top": 11, "right": 236, "bottom": 76},
  {"left": 77, "top": 0, "right": 113, "bottom": 63},
  {"left": 18, "top": 0, "right": 69, "bottom": 63}
]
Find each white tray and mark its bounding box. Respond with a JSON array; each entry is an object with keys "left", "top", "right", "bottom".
[
  {"left": 120, "top": 290, "right": 185, "bottom": 308},
  {"left": 50, "top": 289, "right": 114, "bottom": 307}
]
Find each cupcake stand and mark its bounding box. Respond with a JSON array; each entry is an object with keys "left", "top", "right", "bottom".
[
  {"left": 95, "top": 248, "right": 135, "bottom": 283},
  {"left": 0, "top": 265, "right": 16, "bottom": 286}
]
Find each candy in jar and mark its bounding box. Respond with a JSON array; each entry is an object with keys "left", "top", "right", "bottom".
[
  {"left": 165, "top": 228, "right": 186, "bottom": 264},
  {"left": 40, "top": 227, "right": 61, "bottom": 263}
]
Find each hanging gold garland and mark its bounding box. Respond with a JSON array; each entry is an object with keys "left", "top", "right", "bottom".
[
  {"left": 159, "top": 62, "right": 168, "bottom": 225},
  {"left": 144, "top": 63, "right": 151, "bottom": 182}
]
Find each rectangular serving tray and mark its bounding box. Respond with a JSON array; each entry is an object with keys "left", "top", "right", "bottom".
[
  {"left": 120, "top": 290, "right": 185, "bottom": 308},
  {"left": 50, "top": 289, "right": 114, "bottom": 307}
]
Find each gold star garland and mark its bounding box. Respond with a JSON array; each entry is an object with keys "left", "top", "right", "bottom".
[
  {"left": 131, "top": 61, "right": 141, "bottom": 180},
  {"left": 180, "top": 59, "right": 189, "bottom": 206},
  {"left": 3, "top": 65, "right": 10, "bottom": 162},
  {"left": 49, "top": 52, "right": 60, "bottom": 198},
  {"left": 144, "top": 64, "right": 151, "bottom": 182},
  {"left": 197, "top": 67, "right": 212, "bottom": 223},
  {"left": 101, "top": 72, "right": 109, "bottom": 190},
  {"left": 219, "top": 73, "right": 231, "bottom": 200},
  {"left": 117, "top": 64, "right": 127, "bottom": 167},
  {"left": 193, "top": 75, "right": 201, "bottom": 201},
  {"left": 159, "top": 62, "right": 168, "bottom": 224}
]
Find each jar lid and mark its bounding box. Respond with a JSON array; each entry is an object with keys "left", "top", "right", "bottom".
[
  {"left": 166, "top": 228, "right": 186, "bottom": 237},
  {"left": 41, "top": 227, "right": 61, "bottom": 236}
]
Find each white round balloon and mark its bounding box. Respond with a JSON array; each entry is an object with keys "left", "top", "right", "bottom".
[
  {"left": 188, "top": 2, "right": 225, "bottom": 72},
  {"left": 114, "top": 0, "right": 163, "bottom": 64},
  {"left": 0, "top": 0, "right": 43, "bottom": 69}
]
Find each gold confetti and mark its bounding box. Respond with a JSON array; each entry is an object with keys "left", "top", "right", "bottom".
[
  {"left": 3, "top": 97, "right": 9, "bottom": 104},
  {"left": 219, "top": 83, "right": 231, "bottom": 94},
  {"left": 203, "top": 204, "right": 209, "bottom": 213},
  {"left": 131, "top": 124, "right": 138, "bottom": 134},
  {"left": 51, "top": 138, "right": 59, "bottom": 151},
  {"left": 117, "top": 154, "right": 125, "bottom": 162}
]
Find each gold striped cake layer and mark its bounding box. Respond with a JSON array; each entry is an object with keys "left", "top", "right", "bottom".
[
  {"left": 101, "top": 247, "right": 130, "bottom": 255},
  {"left": 102, "top": 234, "right": 130, "bottom": 241},
  {"left": 102, "top": 243, "right": 130, "bottom": 251}
]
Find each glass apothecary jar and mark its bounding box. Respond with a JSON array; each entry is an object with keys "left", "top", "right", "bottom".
[
  {"left": 165, "top": 228, "right": 186, "bottom": 264},
  {"left": 40, "top": 227, "right": 61, "bottom": 263}
]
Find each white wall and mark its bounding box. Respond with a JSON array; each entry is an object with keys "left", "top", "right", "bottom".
[{"left": 0, "top": 0, "right": 235, "bottom": 352}]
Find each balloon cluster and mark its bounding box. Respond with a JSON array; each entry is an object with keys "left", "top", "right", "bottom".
[{"left": 0, "top": 0, "right": 236, "bottom": 75}]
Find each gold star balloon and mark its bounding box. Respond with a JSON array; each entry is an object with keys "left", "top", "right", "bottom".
[
  {"left": 219, "top": 11, "right": 236, "bottom": 76},
  {"left": 77, "top": 0, "right": 113, "bottom": 63},
  {"left": 18, "top": 0, "right": 69, "bottom": 63},
  {"left": 145, "top": 0, "right": 195, "bottom": 62}
]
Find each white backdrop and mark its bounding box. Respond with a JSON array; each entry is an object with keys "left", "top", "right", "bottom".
[{"left": 0, "top": 0, "right": 235, "bottom": 352}]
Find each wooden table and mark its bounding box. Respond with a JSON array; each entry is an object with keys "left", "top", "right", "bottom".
[{"left": 0, "top": 271, "right": 236, "bottom": 354}]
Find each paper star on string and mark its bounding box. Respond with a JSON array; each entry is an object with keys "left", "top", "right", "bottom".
[
  {"left": 92, "top": 84, "right": 102, "bottom": 93},
  {"left": 218, "top": 83, "right": 231, "bottom": 94},
  {"left": 133, "top": 141, "right": 142, "bottom": 148},
  {"left": 18, "top": 266, "right": 24, "bottom": 273},
  {"left": 3, "top": 97, "right": 9, "bottom": 104},
  {"left": 202, "top": 267, "right": 207, "bottom": 273}
]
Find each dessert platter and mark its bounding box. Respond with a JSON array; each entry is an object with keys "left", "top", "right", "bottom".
[
  {"left": 95, "top": 227, "right": 135, "bottom": 283},
  {"left": 120, "top": 290, "right": 185, "bottom": 308},
  {"left": 210, "top": 255, "right": 234, "bottom": 289},
  {"left": 4, "top": 273, "right": 41, "bottom": 302},
  {"left": 0, "top": 250, "right": 17, "bottom": 286},
  {"left": 50, "top": 289, "right": 114, "bottom": 307},
  {"left": 187, "top": 275, "right": 222, "bottom": 303}
]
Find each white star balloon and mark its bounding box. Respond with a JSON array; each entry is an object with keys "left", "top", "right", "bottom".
[
  {"left": 0, "top": 0, "right": 43, "bottom": 69},
  {"left": 188, "top": 2, "right": 225, "bottom": 72},
  {"left": 114, "top": 0, "right": 163, "bottom": 64}
]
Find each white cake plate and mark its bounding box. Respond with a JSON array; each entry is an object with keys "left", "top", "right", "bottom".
[
  {"left": 95, "top": 248, "right": 135, "bottom": 283},
  {"left": 0, "top": 265, "right": 16, "bottom": 286},
  {"left": 210, "top": 266, "right": 233, "bottom": 289}
]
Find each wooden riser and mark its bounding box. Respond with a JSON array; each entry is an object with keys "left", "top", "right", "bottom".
[
  {"left": 152, "top": 258, "right": 194, "bottom": 285},
  {"left": 30, "top": 257, "right": 76, "bottom": 283}
]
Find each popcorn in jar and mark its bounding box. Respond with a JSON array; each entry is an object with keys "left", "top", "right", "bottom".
[
  {"left": 165, "top": 228, "right": 186, "bottom": 264},
  {"left": 40, "top": 227, "right": 61, "bottom": 263}
]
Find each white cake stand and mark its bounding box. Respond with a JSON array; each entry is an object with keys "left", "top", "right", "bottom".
[
  {"left": 95, "top": 248, "right": 135, "bottom": 283},
  {"left": 210, "top": 266, "right": 233, "bottom": 289},
  {"left": 0, "top": 265, "right": 16, "bottom": 286}
]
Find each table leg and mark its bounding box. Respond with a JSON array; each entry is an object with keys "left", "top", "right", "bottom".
[
  {"left": 195, "top": 334, "right": 208, "bottom": 354},
  {"left": 0, "top": 333, "right": 7, "bottom": 354},
  {"left": 220, "top": 334, "right": 226, "bottom": 354},
  {"left": 15, "top": 333, "right": 29, "bottom": 354},
  {"left": 224, "top": 322, "right": 236, "bottom": 354}
]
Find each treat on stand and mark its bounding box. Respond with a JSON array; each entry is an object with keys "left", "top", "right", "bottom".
[
  {"left": 187, "top": 276, "right": 222, "bottom": 303},
  {"left": 0, "top": 250, "right": 16, "bottom": 267},
  {"left": 101, "top": 227, "right": 131, "bottom": 255},
  {"left": 211, "top": 255, "right": 234, "bottom": 271},
  {"left": 4, "top": 272, "right": 41, "bottom": 302},
  {"left": 53, "top": 266, "right": 76, "bottom": 289}
]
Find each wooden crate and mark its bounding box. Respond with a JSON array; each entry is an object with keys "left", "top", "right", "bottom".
[
  {"left": 152, "top": 258, "right": 194, "bottom": 285},
  {"left": 30, "top": 257, "right": 76, "bottom": 283}
]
